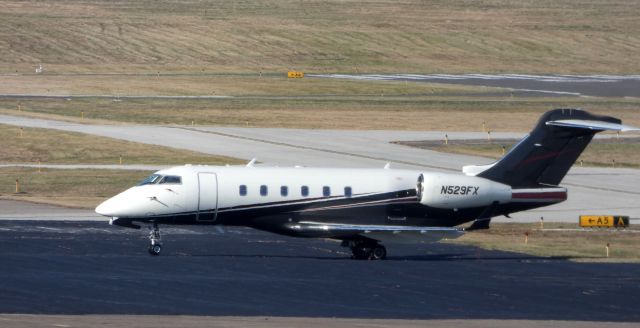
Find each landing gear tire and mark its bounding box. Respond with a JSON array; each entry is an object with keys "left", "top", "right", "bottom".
[
  {"left": 348, "top": 242, "right": 387, "bottom": 260},
  {"left": 370, "top": 245, "right": 387, "bottom": 260},
  {"left": 351, "top": 247, "right": 371, "bottom": 260},
  {"left": 148, "top": 244, "right": 162, "bottom": 256},
  {"left": 148, "top": 222, "right": 162, "bottom": 256}
]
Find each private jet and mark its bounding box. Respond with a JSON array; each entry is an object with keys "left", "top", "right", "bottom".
[{"left": 96, "top": 109, "right": 638, "bottom": 259}]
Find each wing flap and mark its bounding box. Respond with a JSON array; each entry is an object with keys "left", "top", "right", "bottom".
[{"left": 290, "top": 221, "right": 464, "bottom": 243}]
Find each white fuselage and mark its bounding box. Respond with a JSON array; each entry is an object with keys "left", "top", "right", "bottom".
[
  {"left": 96, "top": 165, "right": 421, "bottom": 220},
  {"left": 96, "top": 164, "right": 566, "bottom": 229}
]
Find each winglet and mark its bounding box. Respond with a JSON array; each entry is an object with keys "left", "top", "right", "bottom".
[{"left": 246, "top": 158, "right": 257, "bottom": 167}]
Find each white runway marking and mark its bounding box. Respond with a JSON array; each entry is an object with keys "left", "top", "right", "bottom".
[{"left": 504, "top": 88, "right": 584, "bottom": 96}]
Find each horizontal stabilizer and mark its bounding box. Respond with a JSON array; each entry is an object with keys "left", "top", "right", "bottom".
[{"left": 546, "top": 119, "right": 640, "bottom": 132}]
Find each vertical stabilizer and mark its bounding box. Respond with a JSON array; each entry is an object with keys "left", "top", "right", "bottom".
[{"left": 477, "top": 109, "right": 636, "bottom": 188}]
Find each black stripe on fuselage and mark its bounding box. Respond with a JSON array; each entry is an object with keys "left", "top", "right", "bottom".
[
  {"left": 117, "top": 189, "right": 560, "bottom": 238},
  {"left": 132, "top": 190, "right": 413, "bottom": 221}
]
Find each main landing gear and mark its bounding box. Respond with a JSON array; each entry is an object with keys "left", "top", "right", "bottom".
[
  {"left": 148, "top": 222, "right": 162, "bottom": 256},
  {"left": 342, "top": 240, "right": 387, "bottom": 260}
]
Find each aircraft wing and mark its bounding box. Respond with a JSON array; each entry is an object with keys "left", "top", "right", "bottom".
[{"left": 289, "top": 221, "right": 464, "bottom": 244}]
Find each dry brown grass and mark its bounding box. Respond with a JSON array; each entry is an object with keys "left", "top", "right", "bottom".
[
  {"left": 0, "top": 122, "right": 243, "bottom": 208},
  {"left": 577, "top": 142, "right": 640, "bottom": 168},
  {"left": 0, "top": 74, "right": 493, "bottom": 97},
  {"left": 2, "top": 0, "right": 639, "bottom": 133},
  {"left": 0, "top": 167, "right": 150, "bottom": 208},
  {"left": 449, "top": 222, "right": 640, "bottom": 263},
  {"left": 2, "top": 97, "right": 640, "bottom": 131},
  {"left": 406, "top": 138, "right": 640, "bottom": 168},
  {"left": 0, "top": 123, "right": 243, "bottom": 165},
  {"left": 0, "top": 0, "right": 639, "bottom": 74}
]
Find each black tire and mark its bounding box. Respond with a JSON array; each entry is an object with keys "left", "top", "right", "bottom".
[
  {"left": 370, "top": 245, "right": 387, "bottom": 260},
  {"left": 148, "top": 244, "right": 162, "bottom": 256},
  {"left": 351, "top": 247, "right": 371, "bottom": 260}
]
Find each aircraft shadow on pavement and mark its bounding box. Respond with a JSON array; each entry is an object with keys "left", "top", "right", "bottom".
[{"left": 173, "top": 251, "right": 574, "bottom": 262}]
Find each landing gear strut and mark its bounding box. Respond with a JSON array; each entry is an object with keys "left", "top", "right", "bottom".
[
  {"left": 148, "top": 222, "right": 162, "bottom": 256},
  {"left": 342, "top": 240, "right": 387, "bottom": 260}
]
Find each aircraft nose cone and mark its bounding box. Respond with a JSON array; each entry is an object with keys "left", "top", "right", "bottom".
[
  {"left": 95, "top": 187, "right": 178, "bottom": 218},
  {"left": 95, "top": 197, "right": 117, "bottom": 217},
  {"left": 96, "top": 185, "right": 147, "bottom": 217},
  {"left": 96, "top": 191, "right": 133, "bottom": 217}
]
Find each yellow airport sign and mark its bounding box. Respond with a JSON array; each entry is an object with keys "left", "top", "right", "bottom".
[
  {"left": 579, "top": 215, "right": 629, "bottom": 228},
  {"left": 287, "top": 71, "right": 304, "bottom": 78}
]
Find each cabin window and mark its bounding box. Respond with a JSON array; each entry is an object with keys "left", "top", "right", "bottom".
[
  {"left": 159, "top": 175, "right": 182, "bottom": 184},
  {"left": 344, "top": 186, "right": 352, "bottom": 197},
  {"left": 137, "top": 174, "right": 162, "bottom": 186},
  {"left": 260, "top": 185, "right": 268, "bottom": 196},
  {"left": 281, "top": 186, "right": 288, "bottom": 197},
  {"left": 323, "top": 186, "right": 331, "bottom": 197},
  {"left": 301, "top": 185, "right": 309, "bottom": 197},
  {"left": 239, "top": 185, "right": 247, "bottom": 196}
]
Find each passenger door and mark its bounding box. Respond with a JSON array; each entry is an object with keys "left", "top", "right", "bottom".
[{"left": 197, "top": 172, "right": 218, "bottom": 222}]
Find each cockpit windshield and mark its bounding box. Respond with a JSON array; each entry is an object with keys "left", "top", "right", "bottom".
[
  {"left": 137, "top": 174, "right": 182, "bottom": 186},
  {"left": 137, "top": 174, "right": 162, "bottom": 186},
  {"left": 159, "top": 175, "right": 182, "bottom": 184}
]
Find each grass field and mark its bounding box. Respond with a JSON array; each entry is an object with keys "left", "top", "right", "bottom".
[
  {"left": 449, "top": 222, "right": 640, "bottom": 263},
  {"left": 1, "top": 0, "right": 639, "bottom": 74},
  {"left": 0, "top": 74, "right": 496, "bottom": 97},
  {"left": 1, "top": 0, "right": 639, "bottom": 132},
  {"left": 0, "top": 123, "right": 243, "bottom": 208},
  {"left": 2, "top": 96, "right": 640, "bottom": 131},
  {"left": 0, "top": 123, "right": 243, "bottom": 165},
  {"left": 0, "top": 167, "right": 151, "bottom": 208}
]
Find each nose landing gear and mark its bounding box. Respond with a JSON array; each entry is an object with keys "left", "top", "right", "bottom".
[{"left": 148, "top": 222, "right": 162, "bottom": 256}]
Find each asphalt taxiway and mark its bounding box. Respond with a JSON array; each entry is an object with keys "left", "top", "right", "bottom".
[
  {"left": 0, "top": 220, "right": 639, "bottom": 322},
  {"left": 312, "top": 74, "right": 640, "bottom": 98}
]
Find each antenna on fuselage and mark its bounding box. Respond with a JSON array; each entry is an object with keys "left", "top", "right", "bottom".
[
  {"left": 383, "top": 163, "right": 391, "bottom": 169},
  {"left": 246, "top": 158, "right": 257, "bottom": 167}
]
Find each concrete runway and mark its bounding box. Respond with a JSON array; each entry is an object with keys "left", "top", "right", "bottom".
[
  {"left": 1, "top": 220, "right": 639, "bottom": 322},
  {"left": 312, "top": 74, "right": 640, "bottom": 98},
  {"left": 1, "top": 114, "right": 639, "bottom": 221}
]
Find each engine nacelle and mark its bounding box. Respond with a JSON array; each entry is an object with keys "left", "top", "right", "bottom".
[{"left": 416, "top": 172, "right": 511, "bottom": 209}]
